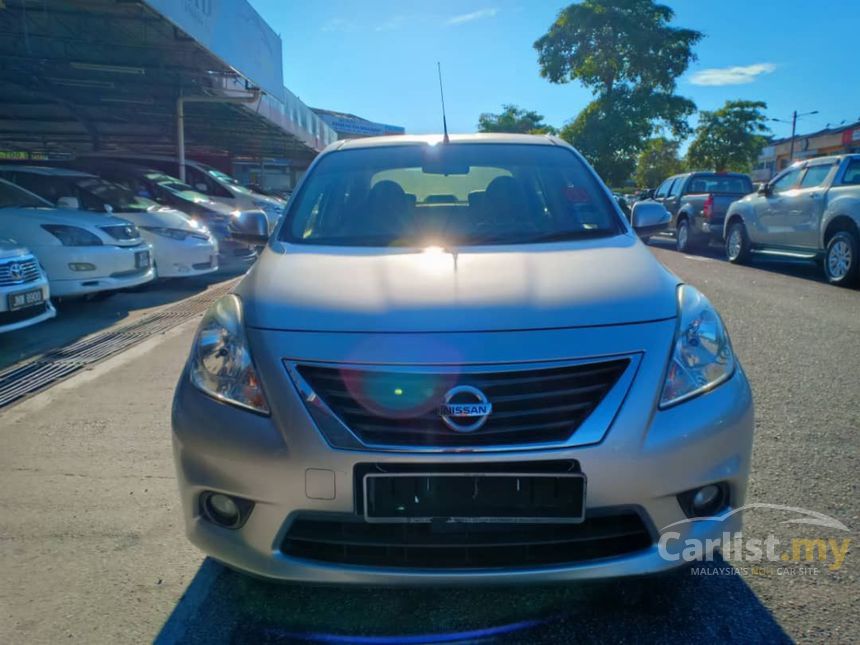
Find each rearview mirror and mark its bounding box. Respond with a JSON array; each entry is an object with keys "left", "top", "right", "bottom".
[
  {"left": 57, "top": 196, "right": 80, "bottom": 210},
  {"left": 229, "top": 210, "right": 269, "bottom": 245},
  {"left": 195, "top": 183, "right": 209, "bottom": 193},
  {"left": 630, "top": 202, "right": 671, "bottom": 238}
]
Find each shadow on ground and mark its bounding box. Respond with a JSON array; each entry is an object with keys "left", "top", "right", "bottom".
[
  {"left": 156, "top": 556, "right": 790, "bottom": 644},
  {"left": 0, "top": 267, "right": 246, "bottom": 370},
  {"left": 647, "top": 234, "right": 826, "bottom": 284}
]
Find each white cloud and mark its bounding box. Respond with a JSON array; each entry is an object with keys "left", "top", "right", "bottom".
[
  {"left": 447, "top": 8, "right": 497, "bottom": 25},
  {"left": 690, "top": 63, "right": 776, "bottom": 86}
]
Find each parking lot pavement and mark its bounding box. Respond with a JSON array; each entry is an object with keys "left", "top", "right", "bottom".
[
  {"left": 0, "top": 268, "right": 246, "bottom": 372},
  {"left": 0, "top": 242, "right": 857, "bottom": 644}
]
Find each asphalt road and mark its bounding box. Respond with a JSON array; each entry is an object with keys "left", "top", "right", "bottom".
[{"left": 0, "top": 240, "right": 857, "bottom": 644}]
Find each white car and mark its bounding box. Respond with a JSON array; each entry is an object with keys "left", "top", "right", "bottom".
[
  {"left": 79, "top": 153, "right": 285, "bottom": 227},
  {"left": 0, "top": 179, "right": 154, "bottom": 297},
  {"left": 0, "top": 238, "right": 56, "bottom": 334},
  {"left": 0, "top": 166, "right": 219, "bottom": 279}
]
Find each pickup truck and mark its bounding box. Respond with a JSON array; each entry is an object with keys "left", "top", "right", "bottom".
[
  {"left": 648, "top": 171, "right": 754, "bottom": 253},
  {"left": 723, "top": 154, "right": 860, "bottom": 287}
]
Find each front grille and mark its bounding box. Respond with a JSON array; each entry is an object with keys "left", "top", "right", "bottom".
[
  {"left": 99, "top": 224, "right": 139, "bottom": 241},
  {"left": 281, "top": 510, "right": 652, "bottom": 569},
  {"left": 0, "top": 303, "right": 49, "bottom": 326},
  {"left": 296, "top": 359, "right": 629, "bottom": 448},
  {"left": 0, "top": 257, "right": 40, "bottom": 286}
]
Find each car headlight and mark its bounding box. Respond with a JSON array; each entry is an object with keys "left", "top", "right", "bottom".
[
  {"left": 660, "top": 284, "right": 735, "bottom": 408},
  {"left": 42, "top": 224, "right": 103, "bottom": 247},
  {"left": 189, "top": 294, "right": 269, "bottom": 414}
]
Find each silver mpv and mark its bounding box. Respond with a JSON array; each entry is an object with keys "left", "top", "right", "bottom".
[{"left": 172, "top": 134, "right": 754, "bottom": 584}]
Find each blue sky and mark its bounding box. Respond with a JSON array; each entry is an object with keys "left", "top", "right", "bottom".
[{"left": 250, "top": 0, "right": 860, "bottom": 142}]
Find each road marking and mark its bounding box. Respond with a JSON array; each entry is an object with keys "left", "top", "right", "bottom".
[{"left": 684, "top": 256, "right": 714, "bottom": 262}]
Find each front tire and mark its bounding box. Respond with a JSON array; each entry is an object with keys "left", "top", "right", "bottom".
[
  {"left": 725, "top": 221, "right": 751, "bottom": 264},
  {"left": 824, "top": 230, "right": 859, "bottom": 287}
]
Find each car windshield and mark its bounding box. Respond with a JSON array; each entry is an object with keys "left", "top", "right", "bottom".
[
  {"left": 0, "top": 179, "right": 52, "bottom": 209},
  {"left": 74, "top": 177, "right": 157, "bottom": 212},
  {"left": 146, "top": 172, "right": 210, "bottom": 202},
  {"left": 686, "top": 174, "right": 753, "bottom": 194},
  {"left": 282, "top": 143, "right": 623, "bottom": 246}
]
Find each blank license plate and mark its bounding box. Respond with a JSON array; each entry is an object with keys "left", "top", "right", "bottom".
[
  {"left": 135, "top": 250, "right": 150, "bottom": 269},
  {"left": 363, "top": 472, "right": 586, "bottom": 523},
  {"left": 8, "top": 288, "right": 44, "bottom": 311}
]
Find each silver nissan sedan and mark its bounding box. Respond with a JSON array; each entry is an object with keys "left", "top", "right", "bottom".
[{"left": 171, "top": 134, "right": 754, "bottom": 584}]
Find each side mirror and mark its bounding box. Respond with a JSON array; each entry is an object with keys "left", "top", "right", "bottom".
[
  {"left": 229, "top": 210, "right": 269, "bottom": 245},
  {"left": 757, "top": 183, "right": 770, "bottom": 195},
  {"left": 631, "top": 202, "right": 671, "bottom": 238},
  {"left": 57, "top": 196, "right": 80, "bottom": 210},
  {"left": 194, "top": 183, "right": 209, "bottom": 193}
]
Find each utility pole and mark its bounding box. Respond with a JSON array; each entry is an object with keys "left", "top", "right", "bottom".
[{"left": 776, "top": 109, "right": 818, "bottom": 164}]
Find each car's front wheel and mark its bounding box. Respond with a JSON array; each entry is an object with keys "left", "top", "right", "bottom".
[
  {"left": 725, "top": 221, "right": 751, "bottom": 264},
  {"left": 824, "top": 230, "right": 859, "bottom": 288}
]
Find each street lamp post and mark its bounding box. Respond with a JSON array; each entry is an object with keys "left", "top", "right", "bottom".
[{"left": 780, "top": 110, "right": 819, "bottom": 163}]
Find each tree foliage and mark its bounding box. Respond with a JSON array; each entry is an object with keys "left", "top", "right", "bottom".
[
  {"left": 535, "top": 0, "right": 701, "bottom": 185},
  {"left": 686, "top": 100, "right": 771, "bottom": 172},
  {"left": 477, "top": 105, "right": 557, "bottom": 134},
  {"left": 634, "top": 137, "right": 683, "bottom": 187}
]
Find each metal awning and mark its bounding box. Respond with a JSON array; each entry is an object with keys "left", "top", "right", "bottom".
[{"left": 0, "top": 0, "right": 333, "bottom": 164}]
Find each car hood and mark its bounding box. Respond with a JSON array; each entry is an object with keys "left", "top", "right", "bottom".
[
  {"left": 0, "top": 237, "right": 29, "bottom": 259},
  {"left": 240, "top": 234, "right": 680, "bottom": 333},
  {"left": 112, "top": 207, "right": 194, "bottom": 229},
  {"left": 0, "top": 206, "right": 134, "bottom": 228}
]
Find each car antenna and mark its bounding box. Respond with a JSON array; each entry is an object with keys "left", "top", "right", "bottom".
[{"left": 437, "top": 61, "right": 450, "bottom": 143}]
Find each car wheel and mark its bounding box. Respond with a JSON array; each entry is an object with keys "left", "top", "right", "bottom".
[
  {"left": 725, "top": 221, "right": 751, "bottom": 264},
  {"left": 824, "top": 230, "right": 859, "bottom": 287},
  {"left": 676, "top": 219, "right": 693, "bottom": 253}
]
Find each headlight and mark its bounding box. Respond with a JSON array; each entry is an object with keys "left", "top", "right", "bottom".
[
  {"left": 141, "top": 226, "right": 190, "bottom": 240},
  {"left": 660, "top": 285, "right": 735, "bottom": 408},
  {"left": 42, "top": 224, "right": 103, "bottom": 247},
  {"left": 189, "top": 294, "right": 269, "bottom": 414}
]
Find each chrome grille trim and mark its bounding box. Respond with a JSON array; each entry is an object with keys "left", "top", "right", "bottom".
[
  {"left": 0, "top": 256, "right": 41, "bottom": 286},
  {"left": 285, "top": 354, "right": 641, "bottom": 453}
]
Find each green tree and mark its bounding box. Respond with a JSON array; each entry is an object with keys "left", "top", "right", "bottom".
[
  {"left": 534, "top": 0, "right": 701, "bottom": 185},
  {"left": 634, "top": 137, "right": 684, "bottom": 187},
  {"left": 477, "top": 105, "right": 557, "bottom": 134},
  {"left": 686, "top": 100, "right": 771, "bottom": 172}
]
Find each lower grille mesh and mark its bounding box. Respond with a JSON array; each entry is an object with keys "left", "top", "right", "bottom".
[{"left": 282, "top": 511, "right": 652, "bottom": 569}]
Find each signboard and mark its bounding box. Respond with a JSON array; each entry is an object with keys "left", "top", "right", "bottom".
[
  {"left": 317, "top": 114, "right": 406, "bottom": 138},
  {"left": 143, "top": 0, "right": 284, "bottom": 101},
  {"left": 841, "top": 129, "right": 860, "bottom": 146}
]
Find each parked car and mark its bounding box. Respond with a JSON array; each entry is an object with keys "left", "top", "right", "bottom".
[
  {"left": 0, "top": 238, "right": 56, "bottom": 334},
  {"left": 62, "top": 160, "right": 258, "bottom": 267},
  {"left": 651, "top": 172, "right": 754, "bottom": 252},
  {"left": 0, "top": 166, "right": 219, "bottom": 279},
  {"left": 724, "top": 154, "right": 860, "bottom": 287},
  {"left": 172, "top": 134, "right": 753, "bottom": 584},
  {"left": 0, "top": 179, "right": 154, "bottom": 297},
  {"left": 79, "top": 153, "right": 285, "bottom": 226}
]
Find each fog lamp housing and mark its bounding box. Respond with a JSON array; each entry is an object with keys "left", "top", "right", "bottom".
[
  {"left": 199, "top": 491, "right": 253, "bottom": 529},
  {"left": 678, "top": 483, "right": 729, "bottom": 518},
  {"left": 69, "top": 262, "right": 96, "bottom": 271}
]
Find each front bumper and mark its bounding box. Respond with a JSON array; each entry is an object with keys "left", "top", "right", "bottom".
[
  {"left": 142, "top": 233, "right": 219, "bottom": 278},
  {"left": 172, "top": 321, "right": 755, "bottom": 585},
  {"left": 36, "top": 243, "right": 155, "bottom": 296},
  {"left": 0, "top": 278, "right": 56, "bottom": 333}
]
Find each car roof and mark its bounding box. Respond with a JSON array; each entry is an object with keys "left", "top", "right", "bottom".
[
  {"left": 0, "top": 164, "right": 95, "bottom": 178},
  {"left": 332, "top": 133, "right": 559, "bottom": 151}
]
